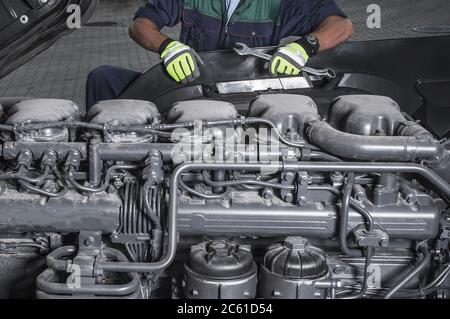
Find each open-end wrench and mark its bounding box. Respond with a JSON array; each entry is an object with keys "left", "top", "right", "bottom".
[
  {"left": 233, "top": 42, "right": 336, "bottom": 79},
  {"left": 233, "top": 42, "right": 273, "bottom": 61}
]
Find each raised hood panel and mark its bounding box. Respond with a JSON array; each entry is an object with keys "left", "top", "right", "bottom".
[{"left": 0, "top": 0, "right": 98, "bottom": 79}]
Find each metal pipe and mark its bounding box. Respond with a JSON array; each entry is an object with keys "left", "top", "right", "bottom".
[
  {"left": 212, "top": 170, "right": 226, "bottom": 194},
  {"left": 19, "top": 179, "right": 68, "bottom": 198},
  {"left": 2, "top": 142, "right": 175, "bottom": 162},
  {"left": 2, "top": 141, "right": 301, "bottom": 164},
  {"left": 68, "top": 164, "right": 138, "bottom": 193},
  {"left": 97, "top": 162, "right": 449, "bottom": 273},
  {"left": 384, "top": 243, "right": 431, "bottom": 299},
  {"left": 396, "top": 264, "right": 450, "bottom": 298},
  {"left": 307, "top": 121, "right": 445, "bottom": 162},
  {"left": 308, "top": 185, "right": 374, "bottom": 231},
  {"left": 281, "top": 162, "right": 450, "bottom": 199},
  {"left": 37, "top": 248, "right": 140, "bottom": 297},
  {"left": 338, "top": 246, "right": 375, "bottom": 299},
  {"left": 89, "top": 139, "right": 102, "bottom": 186},
  {"left": 46, "top": 245, "right": 77, "bottom": 271},
  {"left": 97, "top": 163, "right": 282, "bottom": 273},
  {"left": 245, "top": 117, "right": 320, "bottom": 150},
  {"left": 98, "top": 143, "right": 177, "bottom": 162},
  {"left": 339, "top": 173, "right": 363, "bottom": 257}
]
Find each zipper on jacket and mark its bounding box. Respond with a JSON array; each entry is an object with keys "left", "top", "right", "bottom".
[{"left": 224, "top": 0, "right": 245, "bottom": 34}]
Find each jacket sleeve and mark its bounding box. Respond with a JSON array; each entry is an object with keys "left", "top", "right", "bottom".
[
  {"left": 308, "top": 0, "right": 347, "bottom": 29},
  {"left": 280, "top": 0, "right": 348, "bottom": 37},
  {"left": 134, "top": 0, "right": 183, "bottom": 29}
]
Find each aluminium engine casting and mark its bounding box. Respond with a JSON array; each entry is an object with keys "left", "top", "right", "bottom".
[{"left": 0, "top": 94, "right": 449, "bottom": 299}]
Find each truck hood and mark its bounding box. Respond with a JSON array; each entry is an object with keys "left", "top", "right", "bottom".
[{"left": 0, "top": 0, "right": 98, "bottom": 79}]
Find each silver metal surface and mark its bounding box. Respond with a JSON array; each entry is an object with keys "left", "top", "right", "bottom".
[
  {"left": 215, "top": 77, "right": 312, "bottom": 94},
  {"left": 302, "top": 67, "right": 336, "bottom": 79}
]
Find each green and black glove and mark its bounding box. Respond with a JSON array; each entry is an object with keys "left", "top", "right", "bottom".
[
  {"left": 269, "top": 34, "right": 320, "bottom": 76},
  {"left": 159, "top": 39, "right": 203, "bottom": 83}
]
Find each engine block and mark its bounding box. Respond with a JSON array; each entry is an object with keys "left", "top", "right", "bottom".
[{"left": 0, "top": 94, "right": 448, "bottom": 299}]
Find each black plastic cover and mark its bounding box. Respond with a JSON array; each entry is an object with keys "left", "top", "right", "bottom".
[
  {"left": 248, "top": 94, "right": 319, "bottom": 137},
  {"left": 166, "top": 100, "right": 238, "bottom": 123},
  {"left": 264, "top": 237, "right": 328, "bottom": 279},
  {"left": 328, "top": 95, "right": 406, "bottom": 136},
  {"left": 4, "top": 98, "right": 80, "bottom": 124},
  {"left": 188, "top": 240, "right": 255, "bottom": 278},
  {"left": 87, "top": 99, "right": 160, "bottom": 126}
]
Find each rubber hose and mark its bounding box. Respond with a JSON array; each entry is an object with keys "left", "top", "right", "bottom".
[{"left": 384, "top": 244, "right": 431, "bottom": 299}]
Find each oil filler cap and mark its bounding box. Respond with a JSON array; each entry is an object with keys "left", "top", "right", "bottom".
[
  {"left": 189, "top": 240, "right": 255, "bottom": 278},
  {"left": 264, "top": 236, "right": 328, "bottom": 279},
  {"left": 259, "top": 237, "right": 330, "bottom": 299},
  {"left": 183, "top": 240, "right": 257, "bottom": 299}
]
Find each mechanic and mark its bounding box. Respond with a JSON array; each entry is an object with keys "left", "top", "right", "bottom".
[{"left": 86, "top": 0, "right": 353, "bottom": 109}]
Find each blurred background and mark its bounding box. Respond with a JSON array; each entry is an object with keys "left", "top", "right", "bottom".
[{"left": 0, "top": 0, "right": 448, "bottom": 108}]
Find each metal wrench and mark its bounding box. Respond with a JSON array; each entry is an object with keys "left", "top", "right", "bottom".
[{"left": 233, "top": 42, "right": 336, "bottom": 79}]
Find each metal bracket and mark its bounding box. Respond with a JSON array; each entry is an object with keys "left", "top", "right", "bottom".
[
  {"left": 0, "top": 242, "right": 19, "bottom": 254},
  {"left": 110, "top": 232, "right": 151, "bottom": 244},
  {"left": 353, "top": 228, "right": 389, "bottom": 248},
  {"left": 296, "top": 171, "right": 310, "bottom": 207}
]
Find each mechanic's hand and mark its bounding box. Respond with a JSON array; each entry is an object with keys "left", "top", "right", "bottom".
[
  {"left": 160, "top": 40, "right": 202, "bottom": 83},
  {"left": 269, "top": 43, "right": 309, "bottom": 76}
]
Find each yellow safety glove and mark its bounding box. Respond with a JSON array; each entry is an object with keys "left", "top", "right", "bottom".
[
  {"left": 160, "top": 40, "right": 202, "bottom": 83},
  {"left": 270, "top": 43, "right": 309, "bottom": 76},
  {"left": 270, "top": 34, "right": 320, "bottom": 76}
]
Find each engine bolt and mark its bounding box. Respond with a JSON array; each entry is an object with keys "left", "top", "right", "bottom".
[
  {"left": 194, "top": 184, "right": 206, "bottom": 193},
  {"left": 355, "top": 193, "right": 365, "bottom": 202},
  {"left": 191, "top": 289, "right": 199, "bottom": 296},
  {"left": 107, "top": 185, "right": 117, "bottom": 194},
  {"left": 405, "top": 194, "right": 418, "bottom": 205},
  {"left": 333, "top": 266, "right": 343, "bottom": 274},
  {"left": 331, "top": 171, "right": 344, "bottom": 183},
  {"left": 282, "top": 193, "right": 293, "bottom": 203},
  {"left": 297, "top": 196, "right": 307, "bottom": 207},
  {"left": 262, "top": 187, "right": 273, "bottom": 200},
  {"left": 263, "top": 192, "right": 272, "bottom": 200},
  {"left": 272, "top": 290, "right": 281, "bottom": 297},
  {"left": 379, "top": 238, "right": 388, "bottom": 247},
  {"left": 84, "top": 237, "right": 95, "bottom": 247}
]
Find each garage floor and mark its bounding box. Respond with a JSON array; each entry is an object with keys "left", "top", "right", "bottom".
[{"left": 0, "top": 0, "right": 449, "bottom": 109}]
